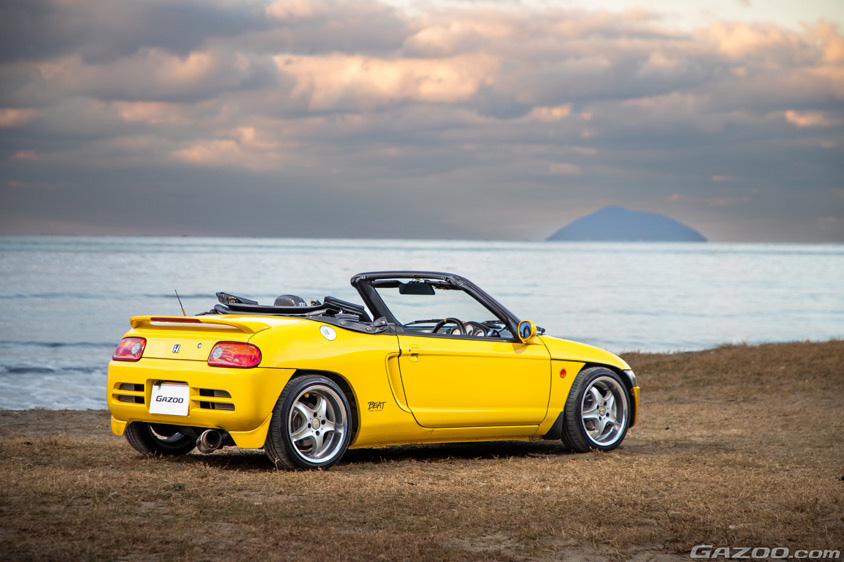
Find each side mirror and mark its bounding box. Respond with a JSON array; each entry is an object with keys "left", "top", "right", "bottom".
[{"left": 517, "top": 320, "right": 538, "bottom": 343}]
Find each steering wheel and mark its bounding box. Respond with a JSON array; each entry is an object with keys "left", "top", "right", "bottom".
[{"left": 433, "top": 317, "right": 466, "bottom": 336}]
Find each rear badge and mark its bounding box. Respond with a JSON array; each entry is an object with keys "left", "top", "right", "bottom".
[
  {"left": 172, "top": 344, "right": 181, "bottom": 353},
  {"left": 320, "top": 326, "right": 337, "bottom": 341}
]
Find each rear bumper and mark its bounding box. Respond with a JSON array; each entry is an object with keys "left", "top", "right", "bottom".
[{"left": 107, "top": 358, "right": 294, "bottom": 448}]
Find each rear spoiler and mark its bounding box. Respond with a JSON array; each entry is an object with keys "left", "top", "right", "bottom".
[{"left": 130, "top": 316, "right": 272, "bottom": 334}]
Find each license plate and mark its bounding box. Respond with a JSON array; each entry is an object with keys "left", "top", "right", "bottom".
[{"left": 149, "top": 382, "right": 190, "bottom": 416}]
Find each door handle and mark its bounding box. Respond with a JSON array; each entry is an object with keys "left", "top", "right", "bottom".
[{"left": 408, "top": 345, "right": 421, "bottom": 362}]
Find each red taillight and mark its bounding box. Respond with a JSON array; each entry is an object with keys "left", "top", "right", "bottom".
[
  {"left": 113, "top": 337, "right": 146, "bottom": 362},
  {"left": 207, "top": 342, "right": 262, "bottom": 368}
]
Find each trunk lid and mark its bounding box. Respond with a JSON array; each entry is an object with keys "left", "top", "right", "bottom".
[{"left": 129, "top": 316, "right": 271, "bottom": 361}]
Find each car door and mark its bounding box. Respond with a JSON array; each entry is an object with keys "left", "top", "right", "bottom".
[{"left": 397, "top": 334, "right": 551, "bottom": 428}]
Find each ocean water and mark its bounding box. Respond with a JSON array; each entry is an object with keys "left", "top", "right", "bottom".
[{"left": 1, "top": 236, "right": 842, "bottom": 410}]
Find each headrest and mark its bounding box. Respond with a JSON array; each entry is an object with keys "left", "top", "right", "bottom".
[{"left": 274, "top": 294, "right": 307, "bottom": 307}]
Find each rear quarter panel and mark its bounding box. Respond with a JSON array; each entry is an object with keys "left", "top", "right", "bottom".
[{"left": 250, "top": 321, "right": 434, "bottom": 447}]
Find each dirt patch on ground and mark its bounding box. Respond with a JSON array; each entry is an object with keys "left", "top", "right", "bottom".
[{"left": 1, "top": 341, "right": 842, "bottom": 561}]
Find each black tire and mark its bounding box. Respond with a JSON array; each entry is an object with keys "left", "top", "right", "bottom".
[
  {"left": 264, "top": 375, "right": 353, "bottom": 470},
  {"left": 124, "top": 422, "right": 196, "bottom": 456},
  {"left": 560, "top": 367, "right": 631, "bottom": 453}
]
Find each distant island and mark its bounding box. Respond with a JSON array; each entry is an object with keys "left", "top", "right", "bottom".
[{"left": 547, "top": 206, "right": 707, "bottom": 242}]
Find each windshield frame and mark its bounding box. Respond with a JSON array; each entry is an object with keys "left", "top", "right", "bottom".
[{"left": 351, "top": 271, "right": 521, "bottom": 340}]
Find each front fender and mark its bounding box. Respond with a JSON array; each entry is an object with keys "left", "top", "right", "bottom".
[
  {"left": 538, "top": 336, "right": 639, "bottom": 428},
  {"left": 538, "top": 335, "right": 631, "bottom": 371}
]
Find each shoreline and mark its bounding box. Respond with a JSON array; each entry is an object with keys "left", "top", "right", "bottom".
[
  {"left": 4, "top": 233, "right": 844, "bottom": 246},
  {"left": 1, "top": 340, "right": 842, "bottom": 560},
  {"left": 2, "top": 340, "right": 842, "bottom": 412}
]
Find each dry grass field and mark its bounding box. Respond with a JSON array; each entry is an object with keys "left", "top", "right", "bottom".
[{"left": 1, "top": 341, "right": 842, "bottom": 561}]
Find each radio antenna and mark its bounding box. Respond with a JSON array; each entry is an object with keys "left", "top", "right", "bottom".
[{"left": 174, "top": 290, "right": 187, "bottom": 316}]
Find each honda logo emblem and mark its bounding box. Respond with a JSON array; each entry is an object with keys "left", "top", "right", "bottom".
[{"left": 172, "top": 344, "right": 181, "bottom": 353}]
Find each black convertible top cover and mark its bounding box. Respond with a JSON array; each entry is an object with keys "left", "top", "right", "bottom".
[{"left": 209, "top": 292, "right": 370, "bottom": 323}]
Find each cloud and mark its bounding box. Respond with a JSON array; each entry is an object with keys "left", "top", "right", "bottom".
[
  {"left": 10, "top": 150, "right": 37, "bottom": 161},
  {"left": 274, "top": 53, "right": 499, "bottom": 109},
  {"left": 24, "top": 48, "right": 276, "bottom": 103},
  {"left": 114, "top": 102, "right": 191, "bottom": 126},
  {"left": 705, "top": 22, "right": 810, "bottom": 60},
  {"left": 547, "top": 162, "right": 582, "bottom": 175},
  {"left": 0, "top": 0, "right": 268, "bottom": 64},
  {"left": 783, "top": 109, "right": 836, "bottom": 127},
  {"left": 0, "top": 0, "right": 843, "bottom": 242},
  {"left": 170, "top": 126, "right": 289, "bottom": 171},
  {"left": 527, "top": 105, "right": 573, "bottom": 122},
  {"left": 0, "top": 108, "right": 35, "bottom": 128}
]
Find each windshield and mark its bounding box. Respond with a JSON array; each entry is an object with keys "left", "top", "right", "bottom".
[{"left": 372, "top": 280, "right": 511, "bottom": 338}]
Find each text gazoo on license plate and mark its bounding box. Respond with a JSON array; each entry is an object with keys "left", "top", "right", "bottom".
[{"left": 149, "top": 382, "right": 190, "bottom": 416}]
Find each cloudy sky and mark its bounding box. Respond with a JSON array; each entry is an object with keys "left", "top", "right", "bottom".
[{"left": 1, "top": 0, "right": 842, "bottom": 242}]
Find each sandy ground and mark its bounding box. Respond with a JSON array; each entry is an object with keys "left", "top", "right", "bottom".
[{"left": 1, "top": 341, "right": 842, "bottom": 561}]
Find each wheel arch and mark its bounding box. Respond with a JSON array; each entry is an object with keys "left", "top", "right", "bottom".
[
  {"left": 581, "top": 362, "right": 637, "bottom": 427},
  {"left": 543, "top": 362, "right": 634, "bottom": 440},
  {"left": 288, "top": 369, "right": 360, "bottom": 443}
]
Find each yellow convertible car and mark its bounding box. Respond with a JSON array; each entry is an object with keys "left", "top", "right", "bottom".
[{"left": 108, "top": 271, "right": 639, "bottom": 470}]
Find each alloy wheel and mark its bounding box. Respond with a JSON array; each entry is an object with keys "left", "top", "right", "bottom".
[
  {"left": 580, "top": 376, "right": 629, "bottom": 447},
  {"left": 287, "top": 384, "right": 347, "bottom": 464}
]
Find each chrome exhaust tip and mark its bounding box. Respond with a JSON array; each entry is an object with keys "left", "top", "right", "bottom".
[{"left": 196, "top": 429, "right": 223, "bottom": 454}]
